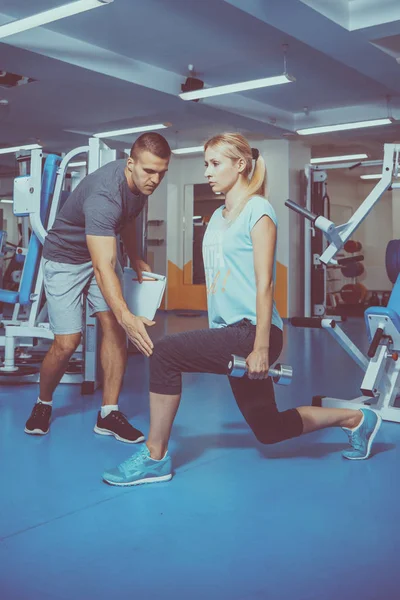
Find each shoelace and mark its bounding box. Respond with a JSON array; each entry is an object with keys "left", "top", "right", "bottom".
[
  {"left": 33, "top": 403, "right": 51, "bottom": 417},
  {"left": 345, "top": 429, "right": 363, "bottom": 451},
  {"left": 109, "top": 411, "right": 130, "bottom": 426},
  {"left": 120, "top": 448, "right": 147, "bottom": 472}
]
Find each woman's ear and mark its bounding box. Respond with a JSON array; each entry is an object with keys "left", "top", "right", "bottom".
[{"left": 237, "top": 157, "right": 246, "bottom": 174}]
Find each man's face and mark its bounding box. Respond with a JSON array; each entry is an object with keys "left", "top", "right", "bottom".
[{"left": 127, "top": 150, "right": 169, "bottom": 196}]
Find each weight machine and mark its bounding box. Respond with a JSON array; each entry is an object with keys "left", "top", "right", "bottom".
[
  {"left": 0, "top": 138, "right": 117, "bottom": 392},
  {"left": 286, "top": 143, "right": 400, "bottom": 423},
  {"left": 289, "top": 143, "right": 399, "bottom": 317}
]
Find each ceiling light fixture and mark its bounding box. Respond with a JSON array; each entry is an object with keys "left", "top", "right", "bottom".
[
  {"left": 311, "top": 153, "right": 368, "bottom": 164},
  {"left": 172, "top": 146, "right": 204, "bottom": 155},
  {"left": 297, "top": 118, "right": 394, "bottom": 135},
  {"left": 94, "top": 122, "right": 171, "bottom": 139},
  {"left": 360, "top": 174, "right": 383, "bottom": 180},
  {"left": 179, "top": 74, "right": 295, "bottom": 101},
  {"left": 0, "top": 143, "right": 41, "bottom": 155},
  {"left": 180, "top": 44, "right": 295, "bottom": 101},
  {"left": 0, "top": 0, "right": 112, "bottom": 39}
]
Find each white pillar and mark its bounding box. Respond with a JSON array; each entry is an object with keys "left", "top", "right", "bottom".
[
  {"left": 258, "top": 139, "right": 311, "bottom": 318},
  {"left": 392, "top": 188, "right": 400, "bottom": 239},
  {"left": 289, "top": 142, "right": 311, "bottom": 317}
]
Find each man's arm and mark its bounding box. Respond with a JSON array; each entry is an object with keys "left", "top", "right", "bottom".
[
  {"left": 86, "top": 235, "right": 154, "bottom": 356},
  {"left": 120, "top": 219, "right": 151, "bottom": 282},
  {"left": 120, "top": 218, "right": 139, "bottom": 264}
]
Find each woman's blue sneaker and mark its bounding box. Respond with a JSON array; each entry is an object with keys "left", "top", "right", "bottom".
[
  {"left": 342, "top": 408, "right": 382, "bottom": 460},
  {"left": 102, "top": 445, "right": 172, "bottom": 486}
]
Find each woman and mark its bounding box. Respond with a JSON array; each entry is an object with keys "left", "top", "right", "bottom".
[{"left": 102, "top": 133, "right": 381, "bottom": 487}]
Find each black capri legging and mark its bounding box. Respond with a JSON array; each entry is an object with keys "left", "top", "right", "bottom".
[{"left": 150, "top": 319, "right": 303, "bottom": 445}]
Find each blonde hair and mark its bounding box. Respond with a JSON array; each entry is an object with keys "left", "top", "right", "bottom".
[{"left": 204, "top": 133, "right": 267, "bottom": 222}]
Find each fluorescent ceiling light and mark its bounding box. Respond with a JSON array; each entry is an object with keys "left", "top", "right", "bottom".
[
  {"left": 297, "top": 118, "right": 394, "bottom": 135},
  {"left": 0, "top": 199, "right": 13, "bottom": 203},
  {"left": 0, "top": 143, "right": 41, "bottom": 155},
  {"left": 172, "top": 146, "right": 204, "bottom": 155},
  {"left": 94, "top": 123, "right": 170, "bottom": 138},
  {"left": 311, "top": 153, "right": 368, "bottom": 164},
  {"left": 360, "top": 174, "right": 382, "bottom": 180},
  {"left": 0, "top": 0, "right": 112, "bottom": 39},
  {"left": 179, "top": 74, "right": 295, "bottom": 101},
  {"left": 69, "top": 161, "right": 87, "bottom": 167}
]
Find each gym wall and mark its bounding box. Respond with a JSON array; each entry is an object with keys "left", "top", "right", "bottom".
[
  {"left": 160, "top": 139, "right": 310, "bottom": 316},
  {"left": 356, "top": 180, "right": 392, "bottom": 290}
]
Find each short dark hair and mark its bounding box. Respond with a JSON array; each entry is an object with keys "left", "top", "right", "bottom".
[{"left": 130, "top": 132, "right": 171, "bottom": 160}]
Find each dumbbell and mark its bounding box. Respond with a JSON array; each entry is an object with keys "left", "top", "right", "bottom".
[{"left": 227, "top": 355, "right": 293, "bottom": 385}]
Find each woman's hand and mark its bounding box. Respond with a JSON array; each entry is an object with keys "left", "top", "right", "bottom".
[{"left": 246, "top": 348, "right": 270, "bottom": 380}]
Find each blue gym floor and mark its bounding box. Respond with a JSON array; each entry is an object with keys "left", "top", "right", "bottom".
[{"left": 1, "top": 313, "right": 399, "bottom": 600}]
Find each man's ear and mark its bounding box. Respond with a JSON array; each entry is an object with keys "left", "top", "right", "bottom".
[{"left": 127, "top": 156, "right": 135, "bottom": 171}]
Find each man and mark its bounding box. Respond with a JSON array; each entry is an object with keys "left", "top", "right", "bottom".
[{"left": 24, "top": 132, "right": 171, "bottom": 442}]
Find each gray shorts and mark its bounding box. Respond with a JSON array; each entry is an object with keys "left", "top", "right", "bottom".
[{"left": 42, "top": 259, "right": 123, "bottom": 335}]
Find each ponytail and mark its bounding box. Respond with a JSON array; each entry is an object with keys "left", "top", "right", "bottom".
[{"left": 246, "top": 150, "right": 266, "bottom": 200}]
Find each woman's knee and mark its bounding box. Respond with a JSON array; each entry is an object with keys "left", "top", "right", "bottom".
[
  {"left": 151, "top": 335, "right": 172, "bottom": 362},
  {"left": 150, "top": 335, "right": 183, "bottom": 394},
  {"left": 150, "top": 335, "right": 178, "bottom": 375},
  {"left": 252, "top": 426, "right": 286, "bottom": 445},
  {"left": 248, "top": 409, "right": 304, "bottom": 445}
]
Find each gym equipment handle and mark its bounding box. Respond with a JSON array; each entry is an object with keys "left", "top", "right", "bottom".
[
  {"left": 285, "top": 200, "right": 318, "bottom": 223},
  {"left": 337, "top": 255, "right": 364, "bottom": 266},
  {"left": 367, "top": 327, "right": 384, "bottom": 358},
  {"left": 290, "top": 317, "right": 324, "bottom": 328},
  {"left": 290, "top": 317, "right": 338, "bottom": 329}
]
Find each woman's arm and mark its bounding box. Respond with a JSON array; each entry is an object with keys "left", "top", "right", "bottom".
[{"left": 246, "top": 215, "right": 277, "bottom": 379}]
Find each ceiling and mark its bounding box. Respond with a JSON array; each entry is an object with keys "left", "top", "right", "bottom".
[{"left": 0, "top": 0, "right": 400, "bottom": 161}]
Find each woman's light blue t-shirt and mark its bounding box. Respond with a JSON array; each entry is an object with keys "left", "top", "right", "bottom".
[{"left": 202, "top": 195, "right": 283, "bottom": 331}]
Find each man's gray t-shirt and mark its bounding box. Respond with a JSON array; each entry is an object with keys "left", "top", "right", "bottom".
[{"left": 43, "top": 159, "right": 147, "bottom": 264}]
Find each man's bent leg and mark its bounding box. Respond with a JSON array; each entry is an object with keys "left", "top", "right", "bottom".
[
  {"left": 25, "top": 333, "right": 81, "bottom": 435},
  {"left": 39, "top": 333, "right": 82, "bottom": 402},
  {"left": 26, "top": 259, "right": 92, "bottom": 435}
]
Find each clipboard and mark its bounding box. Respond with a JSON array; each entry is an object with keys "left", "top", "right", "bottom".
[{"left": 123, "top": 268, "right": 167, "bottom": 320}]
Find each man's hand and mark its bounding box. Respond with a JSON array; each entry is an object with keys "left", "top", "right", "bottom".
[
  {"left": 134, "top": 259, "right": 152, "bottom": 283},
  {"left": 121, "top": 313, "right": 155, "bottom": 356},
  {"left": 246, "top": 348, "right": 270, "bottom": 380}
]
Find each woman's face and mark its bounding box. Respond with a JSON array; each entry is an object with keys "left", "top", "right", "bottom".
[{"left": 204, "top": 146, "right": 242, "bottom": 195}]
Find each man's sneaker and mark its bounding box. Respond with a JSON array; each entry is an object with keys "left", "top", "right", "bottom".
[
  {"left": 24, "top": 403, "right": 52, "bottom": 435},
  {"left": 94, "top": 410, "right": 145, "bottom": 444},
  {"left": 342, "top": 408, "right": 382, "bottom": 460},
  {"left": 102, "top": 445, "right": 172, "bottom": 487}
]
